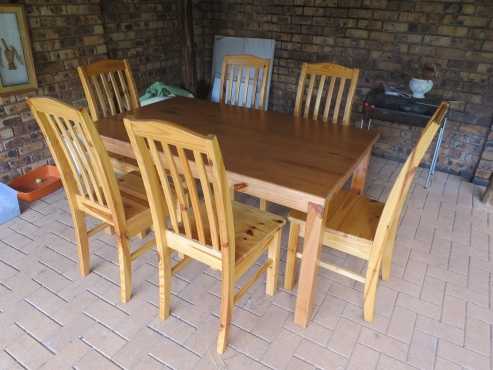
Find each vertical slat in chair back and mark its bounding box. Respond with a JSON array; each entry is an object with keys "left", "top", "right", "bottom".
[
  {"left": 124, "top": 118, "right": 235, "bottom": 261},
  {"left": 78, "top": 59, "right": 140, "bottom": 121},
  {"left": 219, "top": 55, "right": 271, "bottom": 110},
  {"left": 294, "top": 63, "right": 360, "bottom": 125},
  {"left": 28, "top": 97, "right": 125, "bottom": 227},
  {"left": 366, "top": 102, "right": 449, "bottom": 287}
]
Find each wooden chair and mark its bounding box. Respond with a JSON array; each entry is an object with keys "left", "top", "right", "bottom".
[
  {"left": 78, "top": 59, "right": 140, "bottom": 174},
  {"left": 219, "top": 54, "right": 271, "bottom": 110},
  {"left": 219, "top": 54, "right": 271, "bottom": 210},
  {"left": 28, "top": 97, "right": 156, "bottom": 304},
  {"left": 77, "top": 59, "right": 140, "bottom": 121},
  {"left": 294, "top": 63, "right": 360, "bottom": 125},
  {"left": 285, "top": 102, "right": 449, "bottom": 321},
  {"left": 124, "top": 117, "right": 285, "bottom": 353}
]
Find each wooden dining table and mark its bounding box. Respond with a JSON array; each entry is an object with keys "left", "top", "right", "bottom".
[{"left": 96, "top": 96, "right": 380, "bottom": 327}]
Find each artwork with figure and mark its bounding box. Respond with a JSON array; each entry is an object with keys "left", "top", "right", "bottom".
[{"left": 0, "top": 5, "right": 37, "bottom": 94}]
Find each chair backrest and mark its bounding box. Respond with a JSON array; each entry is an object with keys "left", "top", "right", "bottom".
[
  {"left": 367, "top": 102, "right": 449, "bottom": 282},
  {"left": 78, "top": 59, "right": 140, "bottom": 121},
  {"left": 219, "top": 54, "right": 271, "bottom": 110},
  {"left": 124, "top": 117, "right": 235, "bottom": 269},
  {"left": 294, "top": 63, "right": 360, "bottom": 125},
  {"left": 28, "top": 97, "right": 126, "bottom": 230}
]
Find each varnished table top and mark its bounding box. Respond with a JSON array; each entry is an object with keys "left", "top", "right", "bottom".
[{"left": 96, "top": 97, "right": 379, "bottom": 210}]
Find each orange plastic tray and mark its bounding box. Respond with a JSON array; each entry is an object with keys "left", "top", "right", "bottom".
[{"left": 9, "top": 165, "right": 62, "bottom": 202}]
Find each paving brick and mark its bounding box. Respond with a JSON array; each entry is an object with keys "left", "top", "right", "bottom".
[
  {"left": 376, "top": 354, "right": 417, "bottom": 370},
  {"left": 0, "top": 350, "right": 24, "bottom": 370},
  {"left": 420, "top": 275, "right": 445, "bottom": 306},
  {"left": 250, "top": 304, "right": 290, "bottom": 342},
  {"left": 446, "top": 282, "right": 489, "bottom": 308},
  {"left": 415, "top": 315, "right": 464, "bottom": 346},
  {"left": 427, "top": 266, "right": 468, "bottom": 287},
  {"left": 314, "top": 295, "right": 347, "bottom": 329},
  {"left": 396, "top": 293, "right": 441, "bottom": 320},
  {"left": 442, "top": 294, "right": 466, "bottom": 329},
  {"left": 347, "top": 344, "right": 379, "bottom": 370},
  {"left": 468, "top": 303, "right": 493, "bottom": 325},
  {"left": 81, "top": 322, "right": 127, "bottom": 357},
  {"left": 358, "top": 327, "right": 408, "bottom": 362},
  {"left": 74, "top": 348, "right": 122, "bottom": 370},
  {"left": 295, "top": 339, "right": 347, "bottom": 370},
  {"left": 327, "top": 318, "right": 361, "bottom": 358},
  {"left": 148, "top": 315, "right": 196, "bottom": 344},
  {"left": 228, "top": 325, "right": 270, "bottom": 361},
  {"left": 286, "top": 356, "right": 317, "bottom": 370},
  {"left": 4, "top": 329, "right": 54, "bottom": 369},
  {"left": 342, "top": 303, "right": 390, "bottom": 334},
  {"left": 261, "top": 329, "right": 303, "bottom": 370},
  {"left": 407, "top": 330, "right": 437, "bottom": 370},
  {"left": 437, "top": 340, "right": 490, "bottom": 370},
  {"left": 38, "top": 340, "right": 89, "bottom": 370},
  {"left": 434, "top": 357, "right": 462, "bottom": 370},
  {"left": 465, "top": 317, "right": 491, "bottom": 356},
  {"left": 387, "top": 306, "right": 416, "bottom": 344}
]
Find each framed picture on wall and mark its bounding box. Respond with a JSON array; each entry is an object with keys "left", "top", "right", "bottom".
[{"left": 0, "top": 4, "right": 37, "bottom": 95}]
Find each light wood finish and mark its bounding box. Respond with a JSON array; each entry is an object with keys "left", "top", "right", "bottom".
[
  {"left": 77, "top": 59, "right": 140, "bottom": 122},
  {"left": 27, "top": 97, "right": 155, "bottom": 304},
  {"left": 96, "top": 97, "right": 379, "bottom": 214},
  {"left": 294, "top": 63, "right": 360, "bottom": 125},
  {"left": 124, "top": 117, "right": 285, "bottom": 353},
  {"left": 95, "top": 97, "right": 379, "bottom": 328},
  {"left": 219, "top": 55, "right": 271, "bottom": 110},
  {"left": 288, "top": 102, "right": 449, "bottom": 324}
]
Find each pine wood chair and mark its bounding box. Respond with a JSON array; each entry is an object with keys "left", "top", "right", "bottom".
[
  {"left": 294, "top": 62, "right": 360, "bottom": 125},
  {"left": 28, "top": 97, "right": 156, "bottom": 304},
  {"left": 78, "top": 59, "right": 140, "bottom": 174},
  {"left": 219, "top": 54, "right": 271, "bottom": 111},
  {"left": 77, "top": 59, "right": 140, "bottom": 121},
  {"left": 285, "top": 102, "right": 449, "bottom": 321},
  {"left": 219, "top": 54, "right": 271, "bottom": 210},
  {"left": 124, "top": 117, "right": 285, "bottom": 353}
]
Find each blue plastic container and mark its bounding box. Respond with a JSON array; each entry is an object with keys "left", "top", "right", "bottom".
[{"left": 0, "top": 183, "right": 20, "bottom": 224}]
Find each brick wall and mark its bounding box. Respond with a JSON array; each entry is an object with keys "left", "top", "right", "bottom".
[
  {"left": 101, "top": 0, "right": 182, "bottom": 92},
  {"left": 193, "top": 0, "right": 493, "bottom": 182},
  {"left": 0, "top": 0, "right": 108, "bottom": 183},
  {"left": 0, "top": 0, "right": 183, "bottom": 183}
]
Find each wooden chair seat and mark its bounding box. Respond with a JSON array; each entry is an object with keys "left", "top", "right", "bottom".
[
  {"left": 118, "top": 172, "right": 152, "bottom": 237},
  {"left": 233, "top": 202, "right": 285, "bottom": 273},
  {"left": 288, "top": 191, "right": 384, "bottom": 260},
  {"left": 181, "top": 200, "right": 285, "bottom": 270}
]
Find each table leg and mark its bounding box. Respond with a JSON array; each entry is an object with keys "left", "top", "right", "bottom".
[
  {"left": 351, "top": 151, "right": 371, "bottom": 195},
  {"left": 294, "top": 202, "right": 325, "bottom": 327},
  {"left": 425, "top": 117, "right": 447, "bottom": 188}
]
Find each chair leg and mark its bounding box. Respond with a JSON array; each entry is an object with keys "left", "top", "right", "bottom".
[
  {"left": 159, "top": 245, "right": 172, "bottom": 320},
  {"left": 259, "top": 198, "right": 267, "bottom": 211},
  {"left": 266, "top": 230, "right": 281, "bottom": 296},
  {"left": 117, "top": 237, "right": 132, "bottom": 303},
  {"left": 217, "top": 268, "right": 234, "bottom": 353},
  {"left": 284, "top": 222, "right": 300, "bottom": 290},
  {"left": 381, "top": 224, "right": 398, "bottom": 281},
  {"left": 363, "top": 261, "right": 381, "bottom": 322},
  {"left": 72, "top": 210, "right": 90, "bottom": 276}
]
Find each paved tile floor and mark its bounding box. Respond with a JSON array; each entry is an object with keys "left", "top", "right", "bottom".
[{"left": 1, "top": 157, "right": 492, "bottom": 370}]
